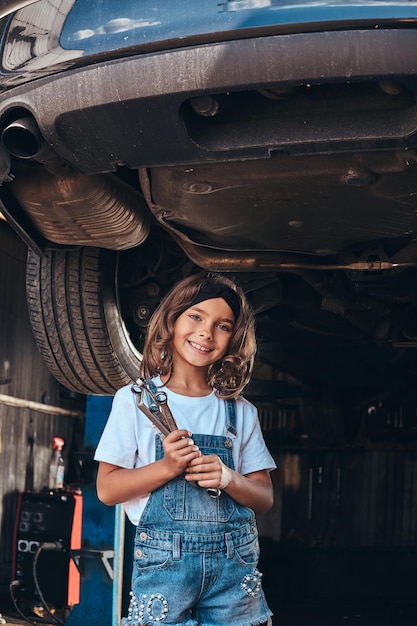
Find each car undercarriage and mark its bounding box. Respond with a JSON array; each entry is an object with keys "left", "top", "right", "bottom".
[{"left": 0, "top": 2, "right": 416, "bottom": 442}]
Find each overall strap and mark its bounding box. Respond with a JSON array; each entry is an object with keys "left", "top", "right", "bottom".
[{"left": 225, "top": 399, "right": 237, "bottom": 438}]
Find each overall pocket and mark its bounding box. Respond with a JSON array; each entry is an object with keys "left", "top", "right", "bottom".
[{"left": 163, "top": 450, "right": 235, "bottom": 522}]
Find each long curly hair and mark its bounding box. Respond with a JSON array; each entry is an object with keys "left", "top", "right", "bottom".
[{"left": 139, "top": 273, "right": 256, "bottom": 398}]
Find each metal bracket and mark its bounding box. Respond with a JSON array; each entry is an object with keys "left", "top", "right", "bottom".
[{"left": 70, "top": 548, "right": 115, "bottom": 580}]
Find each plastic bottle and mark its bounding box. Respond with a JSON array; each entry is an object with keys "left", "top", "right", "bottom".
[{"left": 49, "top": 436, "right": 65, "bottom": 490}]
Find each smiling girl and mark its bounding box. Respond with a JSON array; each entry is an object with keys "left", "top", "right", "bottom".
[{"left": 94, "top": 273, "right": 276, "bottom": 626}]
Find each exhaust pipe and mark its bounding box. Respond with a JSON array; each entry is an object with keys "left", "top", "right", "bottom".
[
  {"left": 3, "top": 115, "right": 152, "bottom": 251},
  {"left": 9, "top": 165, "right": 151, "bottom": 250},
  {"left": 1, "top": 116, "right": 44, "bottom": 159}
]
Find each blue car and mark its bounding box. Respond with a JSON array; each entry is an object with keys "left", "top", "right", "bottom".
[{"left": 0, "top": 0, "right": 417, "bottom": 403}]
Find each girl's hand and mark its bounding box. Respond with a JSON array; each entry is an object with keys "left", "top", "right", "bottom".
[
  {"left": 185, "top": 454, "right": 232, "bottom": 490},
  {"left": 185, "top": 457, "right": 273, "bottom": 513},
  {"left": 162, "top": 429, "right": 201, "bottom": 477}
]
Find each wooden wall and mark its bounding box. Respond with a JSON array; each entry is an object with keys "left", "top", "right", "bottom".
[
  {"left": 256, "top": 400, "right": 417, "bottom": 603},
  {"left": 261, "top": 448, "right": 417, "bottom": 548},
  {"left": 0, "top": 221, "right": 85, "bottom": 597}
]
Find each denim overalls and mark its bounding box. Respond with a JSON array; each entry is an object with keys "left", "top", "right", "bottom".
[{"left": 122, "top": 399, "right": 273, "bottom": 626}]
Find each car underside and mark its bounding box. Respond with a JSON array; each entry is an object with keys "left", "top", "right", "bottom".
[{"left": 0, "top": 1, "right": 417, "bottom": 441}]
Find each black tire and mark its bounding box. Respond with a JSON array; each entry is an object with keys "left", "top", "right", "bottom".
[{"left": 26, "top": 247, "right": 142, "bottom": 394}]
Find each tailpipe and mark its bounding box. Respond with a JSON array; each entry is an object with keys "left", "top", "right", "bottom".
[{"left": 1, "top": 116, "right": 44, "bottom": 159}]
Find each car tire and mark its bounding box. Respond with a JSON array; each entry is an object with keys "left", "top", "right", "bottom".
[{"left": 26, "top": 247, "right": 142, "bottom": 395}]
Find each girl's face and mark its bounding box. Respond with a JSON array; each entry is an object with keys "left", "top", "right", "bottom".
[{"left": 172, "top": 297, "right": 235, "bottom": 370}]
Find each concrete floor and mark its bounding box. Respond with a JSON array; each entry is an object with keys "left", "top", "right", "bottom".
[{"left": 271, "top": 604, "right": 417, "bottom": 626}]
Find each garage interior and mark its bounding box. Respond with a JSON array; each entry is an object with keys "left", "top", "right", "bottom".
[{"left": 1, "top": 217, "right": 417, "bottom": 626}]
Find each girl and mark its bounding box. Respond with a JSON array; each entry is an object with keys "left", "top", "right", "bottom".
[{"left": 94, "top": 273, "right": 276, "bottom": 626}]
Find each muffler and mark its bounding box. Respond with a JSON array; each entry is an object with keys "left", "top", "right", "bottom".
[
  {"left": 3, "top": 115, "right": 151, "bottom": 250},
  {"left": 9, "top": 165, "right": 151, "bottom": 251}
]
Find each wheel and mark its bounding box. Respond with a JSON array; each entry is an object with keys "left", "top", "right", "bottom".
[{"left": 26, "top": 247, "right": 142, "bottom": 394}]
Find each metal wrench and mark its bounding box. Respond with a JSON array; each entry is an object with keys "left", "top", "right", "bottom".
[{"left": 131, "top": 378, "right": 221, "bottom": 498}]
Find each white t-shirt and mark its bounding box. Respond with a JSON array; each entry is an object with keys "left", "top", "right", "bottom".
[{"left": 94, "top": 377, "right": 276, "bottom": 525}]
